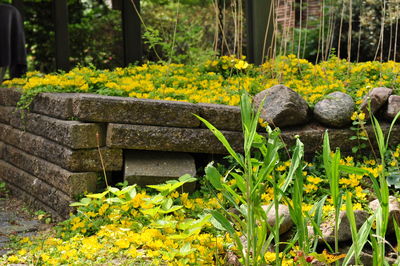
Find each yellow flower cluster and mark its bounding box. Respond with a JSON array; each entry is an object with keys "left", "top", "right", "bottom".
[{"left": 4, "top": 55, "right": 400, "bottom": 108}]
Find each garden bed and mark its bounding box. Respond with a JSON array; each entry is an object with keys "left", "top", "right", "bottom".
[{"left": 1, "top": 85, "right": 400, "bottom": 220}]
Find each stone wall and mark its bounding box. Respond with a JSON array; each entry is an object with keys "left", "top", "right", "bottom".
[{"left": 1, "top": 87, "right": 400, "bottom": 219}]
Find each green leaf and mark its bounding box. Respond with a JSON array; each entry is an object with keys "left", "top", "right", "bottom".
[
  {"left": 178, "top": 174, "right": 197, "bottom": 183},
  {"left": 162, "top": 198, "right": 173, "bottom": 210},
  {"left": 85, "top": 190, "right": 109, "bottom": 199},
  {"left": 210, "top": 210, "right": 235, "bottom": 235},
  {"left": 158, "top": 206, "right": 183, "bottom": 214},
  {"left": 205, "top": 163, "right": 223, "bottom": 190},
  {"left": 194, "top": 114, "right": 243, "bottom": 167},
  {"left": 69, "top": 197, "right": 92, "bottom": 207}
]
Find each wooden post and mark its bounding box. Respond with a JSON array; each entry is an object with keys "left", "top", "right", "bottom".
[
  {"left": 53, "top": 0, "right": 70, "bottom": 71},
  {"left": 121, "top": 0, "right": 142, "bottom": 66},
  {"left": 245, "top": 0, "right": 274, "bottom": 65}
]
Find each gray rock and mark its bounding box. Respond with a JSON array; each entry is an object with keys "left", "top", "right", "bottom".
[
  {"left": 107, "top": 123, "right": 244, "bottom": 154},
  {"left": 253, "top": 85, "right": 310, "bottom": 128},
  {"left": 262, "top": 204, "right": 293, "bottom": 234},
  {"left": 3, "top": 144, "right": 97, "bottom": 196},
  {"left": 0, "top": 219, "right": 39, "bottom": 235},
  {"left": 369, "top": 196, "right": 400, "bottom": 234},
  {"left": 0, "top": 123, "right": 122, "bottom": 172},
  {"left": 308, "top": 210, "right": 369, "bottom": 243},
  {"left": 360, "top": 87, "right": 392, "bottom": 119},
  {"left": 385, "top": 95, "right": 400, "bottom": 120},
  {"left": 124, "top": 150, "right": 196, "bottom": 191},
  {"left": 313, "top": 92, "right": 355, "bottom": 127},
  {"left": 72, "top": 94, "right": 201, "bottom": 128}
]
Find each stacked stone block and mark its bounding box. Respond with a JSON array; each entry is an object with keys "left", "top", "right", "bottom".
[{"left": 1, "top": 87, "right": 400, "bottom": 219}]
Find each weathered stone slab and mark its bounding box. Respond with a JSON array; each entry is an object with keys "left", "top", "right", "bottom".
[
  {"left": 0, "top": 123, "right": 122, "bottom": 172},
  {"left": 31, "top": 92, "right": 78, "bottom": 120},
  {"left": 0, "top": 87, "right": 22, "bottom": 106},
  {"left": 124, "top": 150, "right": 196, "bottom": 189},
  {"left": 72, "top": 94, "right": 201, "bottom": 127},
  {"left": 0, "top": 178, "right": 67, "bottom": 220},
  {"left": 107, "top": 123, "right": 244, "bottom": 154},
  {"left": 8, "top": 108, "right": 106, "bottom": 149},
  {"left": 0, "top": 106, "right": 12, "bottom": 124},
  {"left": 0, "top": 141, "right": 4, "bottom": 159},
  {"left": 197, "top": 103, "right": 242, "bottom": 131},
  {"left": 3, "top": 144, "right": 97, "bottom": 196},
  {"left": 0, "top": 160, "right": 72, "bottom": 218}
]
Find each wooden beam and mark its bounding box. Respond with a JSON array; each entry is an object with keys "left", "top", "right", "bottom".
[
  {"left": 121, "top": 0, "right": 142, "bottom": 66},
  {"left": 53, "top": 0, "right": 70, "bottom": 71},
  {"left": 245, "top": 0, "right": 274, "bottom": 65}
]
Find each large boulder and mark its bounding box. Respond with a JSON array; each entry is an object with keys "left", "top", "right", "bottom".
[
  {"left": 308, "top": 210, "right": 369, "bottom": 243},
  {"left": 384, "top": 95, "right": 400, "bottom": 120},
  {"left": 360, "top": 87, "right": 392, "bottom": 119},
  {"left": 253, "top": 85, "right": 310, "bottom": 128},
  {"left": 313, "top": 91, "right": 355, "bottom": 128},
  {"left": 262, "top": 204, "right": 293, "bottom": 234},
  {"left": 369, "top": 196, "right": 400, "bottom": 234}
]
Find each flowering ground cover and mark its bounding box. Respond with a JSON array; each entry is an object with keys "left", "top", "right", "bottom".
[
  {"left": 2, "top": 56, "right": 400, "bottom": 265},
  {"left": 1, "top": 138, "right": 399, "bottom": 265},
  {"left": 3, "top": 55, "right": 400, "bottom": 109}
]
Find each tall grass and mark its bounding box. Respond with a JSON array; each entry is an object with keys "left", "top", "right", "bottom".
[{"left": 196, "top": 92, "right": 304, "bottom": 265}]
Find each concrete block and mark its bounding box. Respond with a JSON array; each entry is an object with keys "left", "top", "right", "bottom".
[
  {"left": 3, "top": 144, "right": 98, "bottom": 196},
  {"left": 9, "top": 108, "right": 106, "bottom": 149},
  {"left": 0, "top": 123, "right": 122, "bottom": 172},
  {"left": 0, "top": 87, "right": 22, "bottom": 106},
  {"left": 72, "top": 94, "right": 200, "bottom": 127},
  {"left": 107, "top": 123, "right": 244, "bottom": 154},
  {"left": 124, "top": 150, "right": 196, "bottom": 189},
  {"left": 0, "top": 160, "right": 73, "bottom": 219}
]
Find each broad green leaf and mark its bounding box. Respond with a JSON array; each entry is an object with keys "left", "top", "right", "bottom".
[
  {"left": 86, "top": 191, "right": 109, "bottom": 199},
  {"left": 69, "top": 197, "right": 92, "bottom": 207},
  {"left": 158, "top": 206, "right": 183, "bottom": 214},
  {"left": 162, "top": 198, "right": 173, "bottom": 210},
  {"left": 210, "top": 210, "right": 235, "bottom": 235},
  {"left": 205, "top": 163, "right": 223, "bottom": 190},
  {"left": 178, "top": 174, "right": 197, "bottom": 183}
]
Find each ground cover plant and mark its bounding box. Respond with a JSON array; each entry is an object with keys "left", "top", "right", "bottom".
[
  {"left": 3, "top": 54, "right": 400, "bottom": 110},
  {"left": 1, "top": 93, "right": 400, "bottom": 265}
]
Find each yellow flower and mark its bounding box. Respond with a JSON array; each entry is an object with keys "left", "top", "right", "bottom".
[
  {"left": 115, "top": 239, "right": 130, "bottom": 249},
  {"left": 8, "top": 255, "right": 19, "bottom": 263},
  {"left": 304, "top": 183, "right": 318, "bottom": 193}
]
